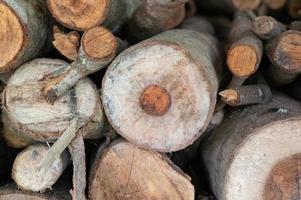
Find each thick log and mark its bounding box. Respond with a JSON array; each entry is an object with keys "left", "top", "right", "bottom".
[
  {"left": 102, "top": 28, "right": 222, "bottom": 152},
  {"left": 47, "top": 0, "right": 141, "bottom": 31},
  {"left": 219, "top": 84, "right": 272, "bottom": 106},
  {"left": 200, "top": 93, "right": 301, "bottom": 200},
  {"left": 89, "top": 139, "right": 194, "bottom": 200},
  {"left": 43, "top": 26, "right": 127, "bottom": 104},
  {"left": 127, "top": 0, "right": 188, "bottom": 41},
  {"left": 0, "top": 0, "right": 51, "bottom": 83},
  {"left": 12, "top": 144, "right": 69, "bottom": 192},
  {"left": 253, "top": 16, "right": 286, "bottom": 40},
  {"left": 198, "top": 0, "right": 261, "bottom": 13}
]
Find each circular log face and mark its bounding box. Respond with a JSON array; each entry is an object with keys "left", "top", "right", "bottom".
[
  {"left": 0, "top": 3, "right": 25, "bottom": 70},
  {"left": 89, "top": 139, "right": 194, "bottom": 200},
  {"left": 225, "top": 118, "right": 301, "bottom": 200},
  {"left": 274, "top": 31, "right": 301, "bottom": 72},
  {"left": 102, "top": 42, "right": 212, "bottom": 152},
  {"left": 4, "top": 58, "right": 102, "bottom": 140},
  {"left": 264, "top": 153, "right": 301, "bottom": 200},
  {"left": 47, "top": 0, "right": 109, "bottom": 31}
]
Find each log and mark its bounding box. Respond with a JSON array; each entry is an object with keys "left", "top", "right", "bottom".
[
  {"left": 219, "top": 84, "right": 272, "bottom": 106},
  {"left": 88, "top": 139, "right": 194, "bottom": 200},
  {"left": 181, "top": 16, "right": 215, "bottom": 35},
  {"left": 263, "top": 0, "right": 287, "bottom": 10},
  {"left": 200, "top": 93, "right": 301, "bottom": 200},
  {"left": 52, "top": 27, "right": 80, "bottom": 61},
  {"left": 0, "top": 0, "right": 51, "bottom": 83},
  {"left": 127, "top": 0, "right": 188, "bottom": 41},
  {"left": 102, "top": 28, "right": 222, "bottom": 152},
  {"left": 47, "top": 0, "right": 141, "bottom": 31},
  {"left": 0, "top": 184, "right": 70, "bottom": 200},
  {"left": 265, "top": 30, "right": 301, "bottom": 85},
  {"left": 227, "top": 12, "right": 263, "bottom": 83},
  {"left": 43, "top": 26, "right": 127, "bottom": 104},
  {"left": 12, "top": 144, "right": 69, "bottom": 192},
  {"left": 288, "top": 0, "right": 301, "bottom": 19},
  {"left": 290, "top": 20, "right": 301, "bottom": 31},
  {"left": 198, "top": 0, "right": 261, "bottom": 13},
  {"left": 253, "top": 16, "right": 286, "bottom": 40},
  {"left": 185, "top": 0, "right": 197, "bottom": 18}
]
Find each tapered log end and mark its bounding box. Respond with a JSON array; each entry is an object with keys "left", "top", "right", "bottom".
[
  {"left": 12, "top": 144, "right": 67, "bottom": 192},
  {"left": 264, "top": 153, "right": 301, "bottom": 200},
  {"left": 253, "top": 16, "right": 278, "bottom": 39},
  {"left": 53, "top": 31, "right": 80, "bottom": 61},
  {"left": 82, "top": 26, "right": 117, "bottom": 59},
  {"left": 47, "top": 0, "right": 109, "bottom": 31},
  {"left": 89, "top": 139, "right": 194, "bottom": 200},
  {"left": 139, "top": 85, "right": 171, "bottom": 116},
  {"left": 0, "top": 3, "right": 25, "bottom": 72},
  {"left": 232, "top": 0, "right": 261, "bottom": 10},
  {"left": 227, "top": 45, "right": 258, "bottom": 77},
  {"left": 273, "top": 31, "right": 301, "bottom": 72},
  {"left": 219, "top": 89, "right": 239, "bottom": 106}
]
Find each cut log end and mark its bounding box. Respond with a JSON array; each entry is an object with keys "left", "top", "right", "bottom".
[
  {"left": 47, "top": 0, "right": 109, "bottom": 31},
  {"left": 253, "top": 16, "right": 280, "bottom": 39},
  {"left": 274, "top": 31, "right": 301, "bottom": 72},
  {"left": 139, "top": 85, "right": 171, "bottom": 116},
  {"left": 264, "top": 153, "right": 301, "bottom": 200},
  {"left": 0, "top": 3, "right": 25, "bottom": 71},
  {"left": 12, "top": 144, "right": 68, "bottom": 192},
  {"left": 219, "top": 89, "right": 239, "bottom": 106},
  {"left": 232, "top": 0, "right": 261, "bottom": 10},
  {"left": 227, "top": 45, "right": 258, "bottom": 77},
  {"left": 82, "top": 26, "right": 117, "bottom": 59},
  {"left": 89, "top": 139, "right": 194, "bottom": 200}
]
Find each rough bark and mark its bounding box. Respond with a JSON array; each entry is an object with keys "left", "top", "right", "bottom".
[
  {"left": 127, "top": 0, "right": 188, "bottom": 41},
  {"left": 3, "top": 58, "right": 104, "bottom": 142},
  {"left": 0, "top": 0, "right": 51, "bottom": 83},
  {"left": 12, "top": 144, "right": 70, "bottom": 192},
  {"left": 43, "top": 26, "right": 127, "bottom": 104},
  {"left": 89, "top": 139, "right": 194, "bottom": 200},
  {"left": 200, "top": 93, "right": 301, "bottom": 200},
  {"left": 102, "top": 28, "right": 222, "bottom": 152},
  {"left": 219, "top": 84, "right": 272, "bottom": 106},
  {"left": 47, "top": 0, "right": 141, "bottom": 32},
  {"left": 253, "top": 16, "right": 286, "bottom": 40}
]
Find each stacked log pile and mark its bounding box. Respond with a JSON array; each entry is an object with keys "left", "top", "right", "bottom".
[{"left": 0, "top": 0, "right": 300, "bottom": 200}]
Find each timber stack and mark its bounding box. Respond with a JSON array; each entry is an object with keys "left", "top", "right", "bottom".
[{"left": 0, "top": 0, "right": 300, "bottom": 200}]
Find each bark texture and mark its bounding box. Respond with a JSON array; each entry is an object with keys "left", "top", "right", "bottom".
[
  {"left": 102, "top": 29, "right": 222, "bottom": 152},
  {"left": 253, "top": 16, "right": 286, "bottom": 40},
  {"left": 89, "top": 139, "right": 194, "bottom": 200},
  {"left": 201, "top": 93, "right": 301, "bottom": 200}
]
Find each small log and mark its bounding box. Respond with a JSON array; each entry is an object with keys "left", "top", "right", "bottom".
[
  {"left": 227, "top": 11, "right": 263, "bottom": 83},
  {"left": 263, "top": 0, "right": 287, "bottom": 10},
  {"left": 290, "top": 20, "right": 301, "bottom": 31},
  {"left": 253, "top": 16, "right": 286, "bottom": 40},
  {"left": 219, "top": 84, "right": 272, "bottom": 106},
  {"left": 0, "top": 0, "right": 51, "bottom": 83},
  {"left": 52, "top": 27, "right": 80, "bottom": 61},
  {"left": 198, "top": 0, "right": 261, "bottom": 13},
  {"left": 265, "top": 30, "right": 301, "bottom": 85},
  {"left": 47, "top": 0, "right": 141, "bottom": 31},
  {"left": 102, "top": 27, "right": 222, "bottom": 152},
  {"left": 288, "top": 0, "right": 301, "bottom": 19},
  {"left": 12, "top": 144, "right": 70, "bottom": 192},
  {"left": 127, "top": 0, "right": 188, "bottom": 41},
  {"left": 0, "top": 184, "right": 70, "bottom": 199},
  {"left": 43, "top": 26, "right": 127, "bottom": 103},
  {"left": 89, "top": 139, "right": 194, "bottom": 200},
  {"left": 200, "top": 93, "right": 301, "bottom": 200}
]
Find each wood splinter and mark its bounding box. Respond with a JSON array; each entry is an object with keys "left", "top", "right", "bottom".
[
  {"left": 44, "top": 26, "right": 127, "bottom": 104},
  {"left": 219, "top": 84, "right": 272, "bottom": 106}
]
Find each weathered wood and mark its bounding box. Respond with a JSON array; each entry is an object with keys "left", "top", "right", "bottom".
[
  {"left": 52, "top": 27, "right": 80, "bottom": 61},
  {"left": 0, "top": 0, "right": 51, "bottom": 83},
  {"left": 12, "top": 144, "right": 70, "bottom": 192},
  {"left": 219, "top": 84, "right": 272, "bottom": 106},
  {"left": 253, "top": 16, "right": 286, "bottom": 40},
  {"left": 89, "top": 139, "right": 194, "bottom": 200},
  {"left": 200, "top": 93, "right": 301, "bottom": 200},
  {"left": 127, "top": 0, "right": 188, "bottom": 41},
  {"left": 102, "top": 28, "right": 222, "bottom": 152},
  {"left": 198, "top": 0, "right": 261, "bottom": 13},
  {"left": 47, "top": 0, "right": 141, "bottom": 31},
  {"left": 44, "top": 26, "right": 127, "bottom": 104}
]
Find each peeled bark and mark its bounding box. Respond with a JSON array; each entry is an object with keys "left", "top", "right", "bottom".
[
  {"left": 102, "top": 28, "right": 222, "bottom": 152},
  {"left": 0, "top": 0, "right": 51, "bottom": 83},
  {"left": 89, "top": 139, "right": 194, "bottom": 200},
  {"left": 43, "top": 26, "right": 127, "bottom": 104},
  {"left": 200, "top": 93, "right": 301, "bottom": 200},
  {"left": 12, "top": 144, "right": 70, "bottom": 192},
  {"left": 47, "top": 0, "right": 141, "bottom": 31},
  {"left": 127, "top": 0, "right": 188, "bottom": 41},
  {"left": 253, "top": 16, "right": 286, "bottom": 40}
]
